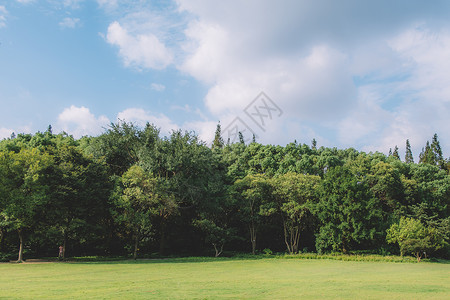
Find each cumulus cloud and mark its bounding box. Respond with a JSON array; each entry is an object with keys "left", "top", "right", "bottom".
[
  {"left": 106, "top": 21, "right": 173, "bottom": 70},
  {"left": 0, "top": 6, "right": 7, "bottom": 28},
  {"left": 97, "top": 1, "right": 450, "bottom": 155},
  {"left": 117, "top": 108, "right": 179, "bottom": 135},
  {"left": 59, "top": 17, "right": 81, "bottom": 29},
  {"left": 57, "top": 106, "right": 110, "bottom": 138}
]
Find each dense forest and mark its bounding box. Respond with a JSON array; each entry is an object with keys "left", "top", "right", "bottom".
[{"left": 0, "top": 123, "right": 449, "bottom": 262}]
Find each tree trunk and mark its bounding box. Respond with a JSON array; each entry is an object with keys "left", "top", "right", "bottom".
[
  {"left": 159, "top": 221, "right": 166, "bottom": 255},
  {"left": 17, "top": 229, "right": 24, "bottom": 263},
  {"left": 283, "top": 222, "right": 292, "bottom": 254},
  {"left": 249, "top": 223, "right": 256, "bottom": 255},
  {"left": 213, "top": 243, "right": 223, "bottom": 257},
  {"left": 62, "top": 234, "right": 67, "bottom": 260},
  {"left": 0, "top": 228, "right": 4, "bottom": 252},
  {"left": 133, "top": 230, "right": 139, "bottom": 260}
]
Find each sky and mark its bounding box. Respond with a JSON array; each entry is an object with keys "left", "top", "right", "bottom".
[{"left": 1, "top": 0, "right": 449, "bottom": 159}]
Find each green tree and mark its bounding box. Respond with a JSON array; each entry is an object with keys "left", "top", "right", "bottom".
[
  {"left": 45, "top": 144, "right": 111, "bottom": 259},
  {"left": 405, "top": 139, "right": 414, "bottom": 163},
  {"left": 386, "top": 217, "right": 445, "bottom": 261},
  {"left": 314, "top": 166, "right": 383, "bottom": 253},
  {"left": 233, "top": 174, "right": 271, "bottom": 254},
  {"left": 0, "top": 148, "right": 52, "bottom": 262},
  {"left": 392, "top": 146, "right": 400, "bottom": 160},
  {"left": 212, "top": 122, "right": 224, "bottom": 149},
  {"left": 114, "top": 166, "right": 159, "bottom": 259},
  {"left": 263, "top": 173, "right": 320, "bottom": 254}
]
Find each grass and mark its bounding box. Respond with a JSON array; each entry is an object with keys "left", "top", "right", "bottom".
[{"left": 0, "top": 257, "right": 449, "bottom": 299}]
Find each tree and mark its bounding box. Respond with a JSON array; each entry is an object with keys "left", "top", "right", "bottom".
[
  {"left": 392, "top": 146, "right": 400, "bottom": 160},
  {"left": 45, "top": 143, "right": 111, "bottom": 259},
  {"left": 386, "top": 217, "right": 445, "bottom": 261},
  {"left": 311, "top": 139, "right": 317, "bottom": 151},
  {"left": 405, "top": 139, "right": 414, "bottom": 164},
  {"left": 234, "top": 174, "right": 271, "bottom": 254},
  {"left": 313, "top": 166, "right": 383, "bottom": 253},
  {"left": 0, "top": 148, "right": 52, "bottom": 262},
  {"left": 193, "top": 218, "right": 234, "bottom": 257},
  {"left": 114, "top": 165, "right": 176, "bottom": 259},
  {"left": 263, "top": 173, "right": 320, "bottom": 254},
  {"left": 212, "top": 122, "right": 224, "bottom": 149}
]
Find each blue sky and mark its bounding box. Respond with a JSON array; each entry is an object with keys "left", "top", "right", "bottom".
[{"left": 1, "top": 0, "right": 449, "bottom": 159}]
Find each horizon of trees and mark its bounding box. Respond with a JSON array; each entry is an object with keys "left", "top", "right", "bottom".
[{"left": 0, "top": 123, "right": 449, "bottom": 262}]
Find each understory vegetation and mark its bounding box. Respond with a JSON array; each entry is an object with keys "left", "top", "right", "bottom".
[{"left": 0, "top": 123, "right": 449, "bottom": 262}]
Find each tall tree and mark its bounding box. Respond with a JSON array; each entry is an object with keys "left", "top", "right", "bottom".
[
  {"left": 0, "top": 148, "right": 52, "bottom": 262},
  {"left": 392, "top": 146, "right": 400, "bottom": 160},
  {"left": 405, "top": 139, "right": 414, "bottom": 164},
  {"left": 311, "top": 138, "right": 317, "bottom": 151},
  {"left": 263, "top": 173, "right": 320, "bottom": 254},
  {"left": 212, "top": 122, "right": 224, "bottom": 149},
  {"left": 313, "top": 166, "right": 383, "bottom": 253},
  {"left": 234, "top": 174, "right": 271, "bottom": 254},
  {"left": 113, "top": 165, "right": 175, "bottom": 259}
]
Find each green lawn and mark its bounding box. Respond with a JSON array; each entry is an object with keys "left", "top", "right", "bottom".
[{"left": 0, "top": 258, "right": 449, "bottom": 299}]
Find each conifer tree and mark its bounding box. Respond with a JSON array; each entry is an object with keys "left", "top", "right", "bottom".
[
  {"left": 212, "top": 122, "right": 224, "bottom": 149},
  {"left": 405, "top": 139, "right": 414, "bottom": 163},
  {"left": 431, "top": 133, "right": 444, "bottom": 169},
  {"left": 239, "top": 132, "right": 245, "bottom": 144},
  {"left": 392, "top": 146, "right": 400, "bottom": 160},
  {"left": 312, "top": 138, "right": 317, "bottom": 150}
]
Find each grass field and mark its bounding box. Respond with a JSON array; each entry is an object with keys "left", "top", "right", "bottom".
[{"left": 1, "top": 257, "right": 449, "bottom": 299}]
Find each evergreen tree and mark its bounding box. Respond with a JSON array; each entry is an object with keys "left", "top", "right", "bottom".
[
  {"left": 431, "top": 133, "right": 445, "bottom": 169},
  {"left": 239, "top": 132, "right": 245, "bottom": 144},
  {"left": 212, "top": 122, "right": 224, "bottom": 149},
  {"left": 312, "top": 138, "right": 317, "bottom": 150},
  {"left": 392, "top": 146, "right": 400, "bottom": 160},
  {"left": 405, "top": 139, "right": 414, "bottom": 163},
  {"left": 419, "top": 141, "right": 433, "bottom": 164},
  {"left": 388, "top": 148, "right": 392, "bottom": 157}
]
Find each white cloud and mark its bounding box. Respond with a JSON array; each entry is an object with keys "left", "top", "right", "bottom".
[
  {"left": 0, "top": 127, "right": 14, "bottom": 140},
  {"left": 96, "top": 0, "right": 118, "bottom": 10},
  {"left": 0, "top": 6, "right": 7, "bottom": 28},
  {"left": 15, "top": 0, "right": 35, "bottom": 4},
  {"left": 62, "top": 0, "right": 84, "bottom": 9},
  {"left": 96, "top": 1, "right": 450, "bottom": 156},
  {"left": 150, "top": 83, "right": 165, "bottom": 92},
  {"left": 57, "top": 106, "right": 110, "bottom": 138},
  {"left": 59, "top": 17, "right": 81, "bottom": 29},
  {"left": 117, "top": 108, "right": 179, "bottom": 135},
  {"left": 106, "top": 21, "right": 173, "bottom": 70}
]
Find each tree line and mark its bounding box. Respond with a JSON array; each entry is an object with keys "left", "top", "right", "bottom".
[{"left": 0, "top": 123, "right": 449, "bottom": 262}]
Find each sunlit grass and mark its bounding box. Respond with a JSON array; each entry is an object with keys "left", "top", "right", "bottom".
[{"left": 1, "top": 257, "right": 449, "bottom": 299}]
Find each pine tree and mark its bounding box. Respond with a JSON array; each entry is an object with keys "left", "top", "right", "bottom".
[
  {"left": 419, "top": 141, "right": 433, "bottom": 164},
  {"left": 252, "top": 134, "right": 256, "bottom": 144},
  {"left": 388, "top": 148, "right": 392, "bottom": 157},
  {"left": 431, "top": 133, "right": 444, "bottom": 169},
  {"left": 312, "top": 138, "right": 317, "bottom": 150},
  {"left": 405, "top": 139, "right": 414, "bottom": 163},
  {"left": 238, "top": 132, "right": 245, "bottom": 145},
  {"left": 212, "top": 122, "right": 224, "bottom": 149},
  {"left": 392, "top": 146, "right": 400, "bottom": 160}
]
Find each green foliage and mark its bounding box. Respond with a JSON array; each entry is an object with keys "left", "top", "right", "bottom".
[
  {"left": 387, "top": 217, "right": 446, "bottom": 261},
  {"left": 313, "top": 166, "right": 383, "bottom": 253},
  {"left": 0, "top": 125, "right": 448, "bottom": 260}
]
